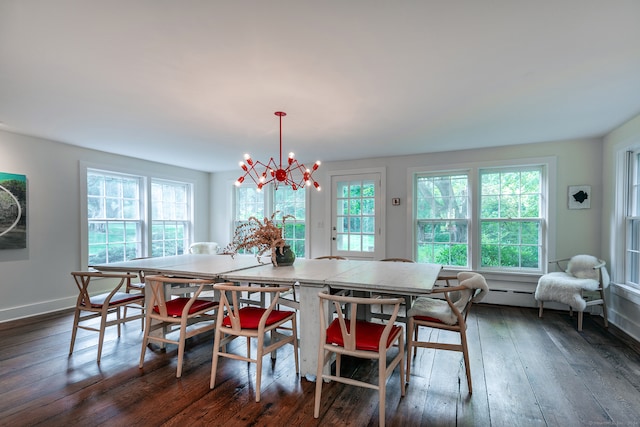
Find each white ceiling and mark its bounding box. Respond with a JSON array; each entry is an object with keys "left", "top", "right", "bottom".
[{"left": 1, "top": 1, "right": 640, "bottom": 173}]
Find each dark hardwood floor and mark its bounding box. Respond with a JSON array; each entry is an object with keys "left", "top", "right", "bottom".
[{"left": 2, "top": 305, "right": 640, "bottom": 427}]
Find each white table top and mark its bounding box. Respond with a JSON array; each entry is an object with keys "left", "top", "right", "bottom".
[
  {"left": 92, "top": 255, "right": 442, "bottom": 295},
  {"left": 220, "top": 258, "right": 365, "bottom": 286},
  {"left": 326, "top": 261, "right": 442, "bottom": 296},
  {"left": 91, "top": 253, "right": 262, "bottom": 278}
]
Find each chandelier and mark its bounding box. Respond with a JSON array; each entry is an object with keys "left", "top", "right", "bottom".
[{"left": 235, "top": 111, "right": 321, "bottom": 191}]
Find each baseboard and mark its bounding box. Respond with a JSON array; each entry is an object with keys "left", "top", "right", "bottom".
[{"left": 0, "top": 296, "right": 76, "bottom": 324}]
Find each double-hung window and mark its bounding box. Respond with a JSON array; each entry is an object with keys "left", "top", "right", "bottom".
[
  {"left": 87, "top": 170, "right": 143, "bottom": 264},
  {"left": 479, "top": 167, "right": 543, "bottom": 270},
  {"left": 151, "top": 179, "right": 191, "bottom": 257},
  {"left": 413, "top": 161, "right": 547, "bottom": 272},
  {"left": 624, "top": 150, "right": 640, "bottom": 289},
  {"left": 233, "top": 185, "right": 307, "bottom": 258},
  {"left": 415, "top": 172, "right": 470, "bottom": 266},
  {"left": 86, "top": 168, "right": 193, "bottom": 264}
]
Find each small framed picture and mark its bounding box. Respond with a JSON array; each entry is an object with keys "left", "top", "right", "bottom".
[{"left": 568, "top": 185, "right": 590, "bottom": 209}]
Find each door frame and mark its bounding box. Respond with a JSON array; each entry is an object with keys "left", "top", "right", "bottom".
[{"left": 325, "top": 167, "right": 386, "bottom": 260}]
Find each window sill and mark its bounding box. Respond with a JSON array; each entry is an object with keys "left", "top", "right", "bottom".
[{"left": 610, "top": 282, "right": 640, "bottom": 305}]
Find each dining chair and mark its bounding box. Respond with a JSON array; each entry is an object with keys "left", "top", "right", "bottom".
[
  {"left": 535, "top": 254, "right": 609, "bottom": 331},
  {"left": 314, "top": 255, "right": 347, "bottom": 260},
  {"left": 406, "top": 271, "right": 488, "bottom": 394},
  {"left": 374, "top": 257, "right": 416, "bottom": 317},
  {"left": 69, "top": 271, "right": 145, "bottom": 363},
  {"left": 123, "top": 265, "right": 147, "bottom": 329},
  {"left": 314, "top": 292, "right": 405, "bottom": 427},
  {"left": 210, "top": 283, "right": 299, "bottom": 402},
  {"left": 139, "top": 275, "right": 218, "bottom": 378},
  {"left": 188, "top": 242, "right": 219, "bottom": 254}
]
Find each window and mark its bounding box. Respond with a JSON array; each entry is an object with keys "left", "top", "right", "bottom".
[
  {"left": 624, "top": 151, "right": 640, "bottom": 289},
  {"left": 151, "top": 179, "right": 191, "bottom": 257},
  {"left": 415, "top": 173, "right": 469, "bottom": 266},
  {"left": 479, "top": 167, "right": 543, "bottom": 270},
  {"left": 413, "top": 162, "right": 547, "bottom": 272},
  {"left": 86, "top": 168, "right": 193, "bottom": 264},
  {"left": 274, "top": 186, "right": 307, "bottom": 257},
  {"left": 233, "top": 185, "right": 307, "bottom": 258},
  {"left": 87, "top": 170, "right": 143, "bottom": 264}
]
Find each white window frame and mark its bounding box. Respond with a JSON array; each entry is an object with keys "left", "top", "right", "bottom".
[
  {"left": 151, "top": 178, "right": 193, "bottom": 257},
  {"left": 80, "top": 162, "right": 195, "bottom": 266},
  {"left": 622, "top": 150, "right": 640, "bottom": 290},
  {"left": 408, "top": 157, "right": 555, "bottom": 275}
]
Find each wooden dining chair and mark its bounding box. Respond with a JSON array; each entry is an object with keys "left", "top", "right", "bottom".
[
  {"left": 210, "top": 283, "right": 299, "bottom": 402},
  {"left": 314, "top": 292, "right": 405, "bottom": 427},
  {"left": 314, "top": 255, "right": 347, "bottom": 260},
  {"left": 69, "top": 271, "right": 145, "bottom": 363},
  {"left": 406, "top": 271, "right": 488, "bottom": 394},
  {"left": 139, "top": 275, "right": 219, "bottom": 378}
]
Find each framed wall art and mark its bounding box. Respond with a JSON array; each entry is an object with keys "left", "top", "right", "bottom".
[
  {"left": 568, "top": 185, "right": 590, "bottom": 210},
  {"left": 0, "top": 172, "right": 27, "bottom": 249}
]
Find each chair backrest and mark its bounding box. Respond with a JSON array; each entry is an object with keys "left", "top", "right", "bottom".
[
  {"left": 315, "top": 255, "right": 347, "bottom": 260},
  {"left": 380, "top": 258, "right": 415, "bottom": 263},
  {"left": 318, "top": 292, "right": 404, "bottom": 354},
  {"left": 213, "top": 283, "right": 293, "bottom": 331},
  {"left": 71, "top": 271, "right": 138, "bottom": 306},
  {"left": 145, "top": 275, "right": 214, "bottom": 318},
  {"left": 189, "top": 242, "right": 219, "bottom": 254},
  {"left": 566, "top": 255, "right": 609, "bottom": 287}
]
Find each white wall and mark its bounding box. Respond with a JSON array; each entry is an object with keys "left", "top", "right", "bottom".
[
  {"left": 0, "top": 130, "right": 210, "bottom": 322},
  {"left": 603, "top": 113, "right": 640, "bottom": 342}
]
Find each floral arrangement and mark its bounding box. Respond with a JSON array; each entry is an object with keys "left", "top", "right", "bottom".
[{"left": 224, "top": 211, "right": 294, "bottom": 266}]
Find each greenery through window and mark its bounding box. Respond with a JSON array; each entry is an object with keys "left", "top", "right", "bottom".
[
  {"left": 234, "top": 185, "right": 307, "bottom": 258},
  {"left": 87, "top": 169, "right": 193, "bottom": 264},
  {"left": 413, "top": 164, "right": 546, "bottom": 272},
  {"left": 151, "top": 180, "right": 191, "bottom": 257},
  {"left": 415, "top": 173, "right": 469, "bottom": 266},
  {"left": 480, "top": 167, "right": 542, "bottom": 270},
  {"left": 87, "top": 170, "right": 143, "bottom": 264}
]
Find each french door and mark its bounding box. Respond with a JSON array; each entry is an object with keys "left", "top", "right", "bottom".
[{"left": 330, "top": 172, "right": 384, "bottom": 260}]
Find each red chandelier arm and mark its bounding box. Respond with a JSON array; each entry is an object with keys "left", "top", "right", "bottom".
[{"left": 234, "top": 111, "right": 321, "bottom": 191}]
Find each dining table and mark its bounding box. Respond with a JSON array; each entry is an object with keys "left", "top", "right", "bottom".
[{"left": 91, "top": 254, "right": 442, "bottom": 379}]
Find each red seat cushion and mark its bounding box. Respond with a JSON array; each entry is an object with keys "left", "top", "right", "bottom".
[
  {"left": 325, "top": 318, "right": 402, "bottom": 352},
  {"left": 222, "top": 307, "right": 294, "bottom": 329},
  {"left": 414, "top": 315, "right": 444, "bottom": 323},
  {"left": 153, "top": 298, "right": 218, "bottom": 317},
  {"left": 87, "top": 292, "right": 144, "bottom": 308}
]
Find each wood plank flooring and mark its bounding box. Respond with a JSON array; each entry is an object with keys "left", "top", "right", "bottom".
[{"left": 1, "top": 305, "right": 640, "bottom": 426}]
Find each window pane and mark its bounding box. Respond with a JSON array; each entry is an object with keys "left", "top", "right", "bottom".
[{"left": 415, "top": 173, "right": 469, "bottom": 267}]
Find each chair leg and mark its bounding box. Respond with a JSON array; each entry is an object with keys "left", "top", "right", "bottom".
[
  {"left": 538, "top": 302, "right": 544, "bottom": 318},
  {"left": 314, "top": 349, "right": 327, "bottom": 419},
  {"left": 378, "top": 352, "right": 386, "bottom": 427},
  {"left": 255, "top": 335, "right": 264, "bottom": 402},
  {"left": 139, "top": 316, "right": 152, "bottom": 369},
  {"left": 210, "top": 329, "right": 223, "bottom": 389},
  {"left": 600, "top": 288, "right": 609, "bottom": 328},
  {"left": 97, "top": 313, "right": 107, "bottom": 363},
  {"left": 406, "top": 318, "right": 415, "bottom": 383},
  {"left": 176, "top": 323, "right": 187, "bottom": 378},
  {"left": 460, "top": 328, "right": 472, "bottom": 394},
  {"left": 292, "top": 316, "right": 299, "bottom": 373},
  {"left": 578, "top": 311, "right": 583, "bottom": 331},
  {"left": 69, "top": 309, "right": 80, "bottom": 355}
]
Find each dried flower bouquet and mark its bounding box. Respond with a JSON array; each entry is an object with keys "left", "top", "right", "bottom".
[{"left": 224, "top": 211, "right": 295, "bottom": 266}]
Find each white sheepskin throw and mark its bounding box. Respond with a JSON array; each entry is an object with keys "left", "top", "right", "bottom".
[
  {"left": 408, "top": 272, "right": 489, "bottom": 325},
  {"left": 534, "top": 255, "right": 609, "bottom": 312}
]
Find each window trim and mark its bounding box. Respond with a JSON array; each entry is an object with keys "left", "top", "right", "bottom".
[{"left": 407, "top": 156, "right": 556, "bottom": 276}]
